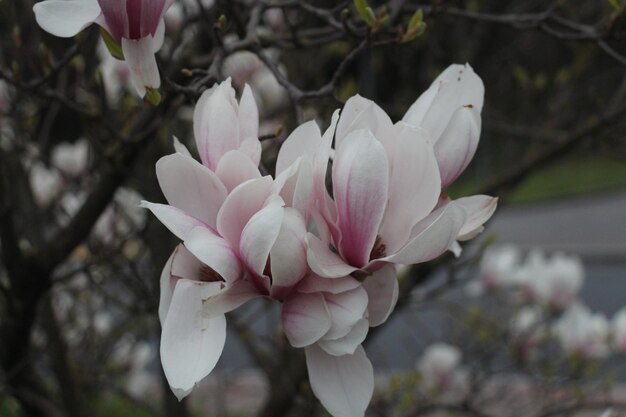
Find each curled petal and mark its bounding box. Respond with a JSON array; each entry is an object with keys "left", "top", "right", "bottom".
[
  {"left": 184, "top": 226, "right": 242, "bottom": 284},
  {"left": 305, "top": 344, "right": 374, "bottom": 417},
  {"left": 140, "top": 201, "right": 207, "bottom": 241},
  {"left": 282, "top": 292, "right": 332, "bottom": 348},
  {"left": 34, "top": 0, "right": 101, "bottom": 38},
  {"left": 383, "top": 202, "right": 466, "bottom": 265},
  {"left": 362, "top": 265, "right": 398, "bottom": 327},
  {"left": 455, "top": 195, "right": 498, "bottom": 241},
  {"left": 160, "top": 279, "right": 226, "bottom": 400}
]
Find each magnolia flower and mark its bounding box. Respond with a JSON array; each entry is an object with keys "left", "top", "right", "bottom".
[
  {"left": 611, "top": 307, "right": 626, "bottom": 354},
  {"left": 307, "top": 65, "right": 496, "bottom": 280},
  {"left": 417, "top": 343, "right": 469, "bottom": 398},
  {"left": 553, "top": 303, "right": 609, "bottom": 359},
  {"left": 33, "top": 0, "right": 175, "bottom": 98},
  {"left": 29, "top": 162, "right": 62, "bottom": 206},
  {"left": 510, "top": 306, "right": 545, "bottom": 359}
]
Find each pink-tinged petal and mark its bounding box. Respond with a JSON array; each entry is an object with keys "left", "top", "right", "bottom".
[
  {"left": 383, "top": 202, "right": 466, "bottom": 265},
  {"left": 362, "top": 265, "right": 398, "bottom": 327},
  {"left": 160, "top": 278, "right": 226, "bottom": 400},
  {"left": 455, "top": 195, "right": 498, "bottom": 241},
  {"left": 324, "top": 286, "right": 368, "bottom": 340},
  {"left": 291, "top": 158, "right": 315, "bottom": 219},
  {"left": 34, "top": 0, "right": 101, "bottom": 38},
  {"left": 238, "top": 84, "right": 259, "bottom": 142},
  {"left": 436, "top": 105, "right": 481, "bottom": 187},
  {"left": 215, "top": 150, "right": 261, "bottom": 193},
  {"left": 282, "top": 292, "right": 331, "bottom": 348},
  {"left": 158, "top": 249, "right": 176, "bottom": 325},
  {"left": 335, "top": 95, "right": 393, "bottom": 149},
  {"left": 121, "top": 35, "right": 160, "bottom": 98},
  {"left": 378, "top": 123, "right": 441, "bottom": 253},
  {"left": 269, "top": 208, "right": 308, "bottom": 296},
  {"left": 97, "top": 0, "right": 126, "bottom": 40},
  {"left": 275, "top": 120, "right": 321, "bottom": 175},
  {"left": 318, "top": 318, "right": 369, "bottom": 356},
  {"left": 306, "top": 233, "right": 358, "bottom": 278},
  {"left": 140, "top": 201, "right": 207, "bottom": 240},
  {"left": 193, "top": 80, "right": 239, "bottom": 169},
  {"left": 297, "top": 274, "right": 361, "bottom": 295},
  {"left": 183, "top": 226, "right": 242, "bottom": 283},
  {"left": 201, "top": 280, "right": 260, "bottom": 318},
  {"left": 139, "top": 0, "right": 167, "bottom": 37},
  {"left": 333, "top": 129, "right": 389, "bottom": 267},
  {"left": 237, "top": 137, "right": 262, "bottom": 167},
  {"left": 305, "top": 344, "right": 373, "bottom": 417},
  {"left": 172, "top": 136, "right": 192, "bottom": 157},
  {"left": 156, "top": 153, "right": 227, "bottom": 228},
  {"left": 217, "top": 176, "right": 273, "bottom": 247},
  {"left": 404, "top": 64, "right": 484, "bottom": 144},
  {"left": 239, "top": 198, "right": 284, "bottom": 278}
]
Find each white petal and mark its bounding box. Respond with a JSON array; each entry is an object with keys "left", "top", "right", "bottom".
[
  {"left": 239, "top": 198, "right": 284, "bottom": 278},
  {"left": 215, "top": 150, "right": 261, "bottom": 192},
  {"left": 435, "top": 105, "right": 481, "bottom": 187},
  {"left": 33, "top": 0, "right": 101, "bottom": 38},
  {"left": 152, "top": 18, "right": 166, "bottom": 51},
  {"left": 140, "top": 201, "right": 207, "bottom": 240},
  {"left": 456, "top": 195, "right": 498, "bottom": 240},
  {"left": 172, "top": 136, "right": 192, "bottom": 157},
  {"left": 217, "top": 176, "right": 273, "bottom": 248},
  {"left": 378, "top": 123, "right": 441, "bottom": 253},
  {"left": 306, "top": 233, "right": 358, "bottom": 279},
  {"left": 269, "top": 208, "right": 308, "bottom": 295},
  {"left": 160, "top": 279, "right": 226, "bottom": 400},
  {"left": 158, "top": 249, "right": 176, "bottom": 325},
  {"left": 183, "top": 226, "right": 242, "bottom": 283},
  {"left": 156, "top": 153, "right": 227, "bottom": 228},
  {"left": 305, "top": 344, "right": 373, "bottom": 417},
  {"left": 362, "top": 265, "right": 398, "bottom": 327},
  {"left": 282, "top": 292, "right": 331, "bottom": 348},
  {"left": 201, "top": 280, "right": 260, "bottom": 318},
  {"left": 275, "top": 120, "right": 321, "bottom": 175},
  {"left": 324, "top": 286, "right": 368, "bottom": 340},
  {"left": 121, "top": 35, "right": 160, "bottom": 98},
  {"left": 318, "top": 318, "right": 369, "bottom": 356},
  {"left": 384, "top": 202, "right": 466, "bottom": 265},
  {"left": 297, "top": 274, "right": 361, "bottom": 295},
  {"left": 238, "top": 84, "right": 259, "bottom": 141},
  {"left": 335, "top": 95, "right": 392, "bottom": 149}
]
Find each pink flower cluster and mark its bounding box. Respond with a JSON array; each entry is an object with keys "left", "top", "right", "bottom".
[{"left": 143, "top": 66, "right": 496, "bottom": 417}]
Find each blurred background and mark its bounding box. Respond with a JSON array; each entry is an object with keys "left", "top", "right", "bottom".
[{"left": 1, "top": 0, "right": 626, "bottom": 416}]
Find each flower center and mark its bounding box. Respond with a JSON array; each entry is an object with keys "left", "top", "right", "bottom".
[
  {"left": 369, "top": 235, "right": 387, "bottom": 261},
  {"left": 199, "top": 265, "right": 224, "bottom": 282}
]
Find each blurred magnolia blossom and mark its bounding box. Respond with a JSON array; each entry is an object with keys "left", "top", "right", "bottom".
[
  {"left": 416, "top": 343, "right": 469, "bottom": 399},
  {"left": 515, "top": 251, "right": 584, "bottom": 310},
  {"left": 51, "top": 139, "right": 90, "bottom": 177},
  {"left": 165, "top": 0, "right": 215, "bottom": 32},
  {"left": 510, "top": 306, "right": 545, "bottom": 359},
  {"left": 29, "top": 162, "right": 62, "bottom": 207},
  {"left": 473, "top": 245, "right": 521, "bottom": 294},
  {"left": 93, "top": 187, "right": 146, "bottom": 244},
  {"left": 143, "top": 64, "right": 494, "bottom": 417},
  {"left": 553, "top": 303, "right": 610, "bottom": 360},
  {"left": 612, "top": 307, "right": 626, "bottom": 354},
  {"left": 222, "top": 49, "right": 288, "bottom": 115}
]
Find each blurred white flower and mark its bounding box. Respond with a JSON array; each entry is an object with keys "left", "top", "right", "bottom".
[
  {"left": 29, "top": 162, "right": 62, "bottom": 206},
  {"left": 93, "top": 188, "right": 146, "bottom": 243},
  {"left": 611, "top": 307, "right": 626, "bottom": 354},
  {"left": 516, "top": 251, "right": 583, "bottom": 310},
  {"left": 553, "top": 303, "right": 609, "bottom": 359},
  {"left": 477, "top": 245, "right": 521, "bottom": 292},
  {"left": 51, "top": 139, "right": 90, "bottom": 177},
  {"left": 417, "top": 343, "right": 469, "bottom": 398}
]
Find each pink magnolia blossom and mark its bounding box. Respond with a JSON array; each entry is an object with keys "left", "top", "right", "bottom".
[
  {"left": 307, "top": 65, "right": 496, "bottom": 281},
  {"left": 33, "top": 0, "right": 175, "bottom": 98}
]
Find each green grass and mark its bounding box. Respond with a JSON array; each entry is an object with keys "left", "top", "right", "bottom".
[{"left": 450, "top": 156, "right": 626, "bottom": 204}]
